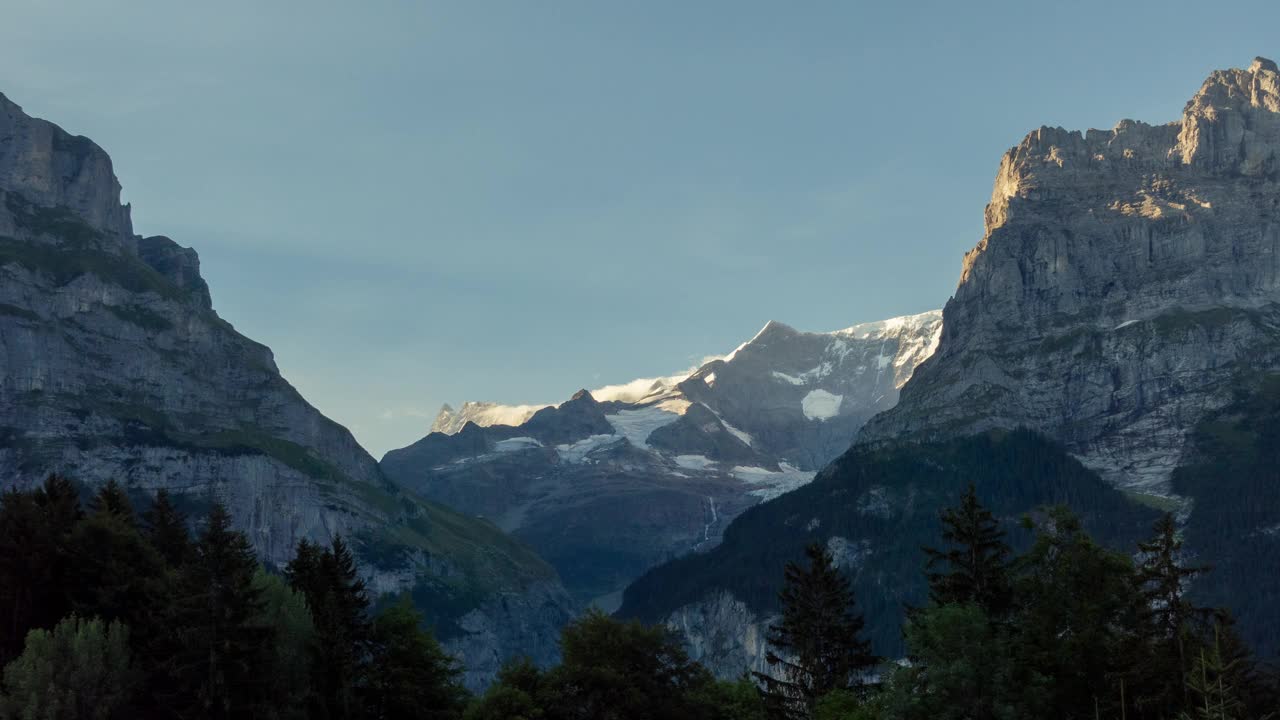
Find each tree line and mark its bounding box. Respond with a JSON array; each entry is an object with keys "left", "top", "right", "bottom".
[
  {"left": 0, "top": 476, "right": 463, "bottom": 719},
  {"left": 730, "top": 486, "right": 1280, "bottom": 719},
  {"left": 3, "top": 475, "right": 1277, "bottom": 719},
  {"left": 471, "top": 486, "right": 1280, "bottom": 719}
]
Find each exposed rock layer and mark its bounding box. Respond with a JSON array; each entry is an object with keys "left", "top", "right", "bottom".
[
  {"left": 383, "top": 311, "right": 941, "bottom": 607},
  {"left": 861, "top": 58, "right": 1280, "bottom": 495},
  {"left": 0, "top": 91, "right": 571, "bottom": 689}
]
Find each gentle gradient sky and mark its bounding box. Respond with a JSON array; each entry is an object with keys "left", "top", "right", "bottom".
[{"left": 2, "top": 1, "right": 1277, "bottom": 456}]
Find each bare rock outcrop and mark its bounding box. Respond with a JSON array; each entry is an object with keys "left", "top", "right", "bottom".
[
  {"left": 861, "top": 58, "right": 1280, "bottom": 495},
  {"left": 0, "top": 90, "right": 571, "bottom": 688}
]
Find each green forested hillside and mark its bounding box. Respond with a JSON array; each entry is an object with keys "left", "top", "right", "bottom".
[
  {"left": 1174, "top": 373, "right": 1280, "bottom": 659},
  {"left": 618, "top": 430, "right": 1159, "bottom": 655}
]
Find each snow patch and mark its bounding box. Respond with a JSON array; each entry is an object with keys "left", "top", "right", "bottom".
[
  {"left": 771, "top": 370, "right": 805, "bottom": 386},
  {"left": 801, "top": 390, "right": 843, "bottom": 421},
  {"left": 607, "top": 406, "right": 682, "bottom": 448},
  {"left": 674, "top": 455, "right": 717, "bottom": 470},
  {"left": 556, "top": 434, "right": 621, "bottom": 463},
  {"left": 732, "top": 463, "right": 816, "bottom": 501},
  {"left": 493, "top": 437, "right": 543, "bottom": 452}
]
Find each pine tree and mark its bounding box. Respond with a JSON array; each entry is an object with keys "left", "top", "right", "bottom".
[
  {"left": 0, "top": 476, "right": 82, "bottom": 665},
  {"left": 753, "top": 543, "right": 876, "bottom": 719},
  {"left": 1179, "top": 624, "right": 1248, "bottom": 720},
  {"left": 161, "top": 502, "right": 272, "bottom": 719},
  {"left": 88, "top": 480, "right": 134, "bottom": 520},
  {"left": 1010, "top": 507, "right": 1150, "bottom": 720},
  {"left": 67, "top": 492, "right": 165, "bottom": 636},
  {"left": 1136, "top": 512, "right": 1209, "bottom": 713},
  {"left": 922, "top": 484, "right": 1012, "bottom": 616},
  {"left": 286, "top": 535, "right": 372, "bottom": 719},
  {"left": 142, "top": 489, "right": 192, "bottom": 567}
]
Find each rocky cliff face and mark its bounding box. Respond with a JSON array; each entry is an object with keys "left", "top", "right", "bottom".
[
  {"left": 382, "top": 311, "right": 940, "bottom": 609},
  {"left": 627, "top": 58, "right": 1280, "bottom": 676},
  {"left": 861, "top": 57, "right": 1280, "bottom": 497},
  {"left": 0, "top": 91, "right": 572, "bottom": 688}
]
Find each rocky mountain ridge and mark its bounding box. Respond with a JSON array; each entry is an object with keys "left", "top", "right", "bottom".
[
  {"left": 0, "top": 90, "right": 571, "bottom": 689},
  {"left": 861, "top": 57, "right": 1280, "bottom": 498},
  {"left": 383, "top": 310, "right": 941, "bottom": 608},
  {"left": 625, "top": 56, "right": 1280, "bottom": 677}
]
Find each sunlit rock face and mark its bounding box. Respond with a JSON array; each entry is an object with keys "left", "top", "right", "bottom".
[
  {"left": 861, "top": 58, "right": 1280, "bottom": 496},
  {"left": 0, "top": 90, "right": 572, "bottom": 689},
  {"left": 382, "top": 310, "right": 941, "bottom": 608}
]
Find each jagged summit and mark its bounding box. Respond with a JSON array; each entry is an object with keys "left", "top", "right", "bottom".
[
  {"left": 861, "top": 57, "right": 1280, "bottom": 494},
  {"left": 0, "top": 90, "right": 133, "bottom": 238},
  {"left": 1251, "top": 56, "right": 1279, "bottom": 73},
  {"left": 384, "top": 309, "right": 943, "bottom": 608}
]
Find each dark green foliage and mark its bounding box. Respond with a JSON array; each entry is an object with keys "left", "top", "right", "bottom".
[
  {"left": 465, "top": 657, "right": 546, "bottom": 720},
  {"left": 286, "top": 536, "right": 372, "bottom": 720},
  {"left": 487, "top": 610, "right": 726, "bottom": 720},
  {"left": 1181, "top": 624, "right": 1250, "bottom": 720},
  {"left": 1172, "top": 373, "right": 1280, "bottom": 660},
  {"left": 0, "top": 615, "right": 134, "bottom": 720},
  {"left": 252, "top": 569, "right": 317, "bottom": 719},
  {"left": 922, "top": 484, "right": 1012, "bottom": 616},
  {"left": 365, "top": 598, "right": 467, "bottom": 720},
  {"left": 753, "top": 543, "right": 876, "bottom": 719},
  {"left": 66, "top": 488, "right": 166, "bottom": 647},
  {"left": 880, "top": 603, "right": 1042, "bottom": 720},
  {"left": 620, "top": 430, "right": 1158, "bottom": 657},
  {"left": 692, "top": 676, "right": 769, "bottom": 720},
  {"left": 160, "top": 502, "right": 273, "bottom": 719},
  {"left": 1135, "top": 513, "right": 1211, "bottom": 715},
  {"left": 142, "top": 489, "right": 192, "bottom": 567},
  {"left": 0, "top": 475, "right": 82, "bottom": 665},
  {"left": 87, "top": 480, "right": 133, "bottom": 518},
  {"left": 0, "top": 478, "right": 474, "bottom": 719},
  {"left": 1007, "top": 507, "right": 1150, "bottom": 719},
  {"left": 547, "top": 609, "right": 718, "bottom": 720}
]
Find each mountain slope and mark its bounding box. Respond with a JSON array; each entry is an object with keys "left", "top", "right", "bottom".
[
  {"left": 0, "top": 90, "right": 571, "bottom": 689},
  {"left": 617, "top": 431, "right": 1158, "bottom": 675},
  {"left": 382, "top": 311, "right": 941, "bottom": 608},
  {"left": 621, "top": 57, "right": 1280, "bottom": 674},
  {"left": 861, "top": 57, "right": 1280, "bottom": 497}
]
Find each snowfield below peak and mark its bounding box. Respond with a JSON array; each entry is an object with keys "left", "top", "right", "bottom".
[
  {"left": 387, "top": 308, "right": 943, "bottom": 612},
  {"left": 801, "top": 389, "right": 843, "bottom": 421}
]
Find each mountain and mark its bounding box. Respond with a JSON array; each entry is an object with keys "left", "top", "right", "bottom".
[
  {"left": 618, "top": 57, "right": 1280, "bottom": 674},
  {"left": 0, "top": 90, "right": 572, "bottom": 689},
  {"left": 861, "top": 56, "right": 1280, "bottom": 497},
  {"left": 381, "top": 311, "right": 942, "bottom": 608},
  {"left": 620, "top": 430, "right": 1161, "bottom": 676}
]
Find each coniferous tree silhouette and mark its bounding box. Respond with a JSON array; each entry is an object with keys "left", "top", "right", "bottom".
[
  {"left": 753, "top": 543, "right": 876, "bottom": 719},
  {"left": 922, "top": 484, "right": 1012, "bottom": 617}
]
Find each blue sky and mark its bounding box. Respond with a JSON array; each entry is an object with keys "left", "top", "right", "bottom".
[{"left": 2, "top": 1, "right": 1276, "bottom": 456}]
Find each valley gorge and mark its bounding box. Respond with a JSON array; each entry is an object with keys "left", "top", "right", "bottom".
[{"left": 4, "top": 53, "right": 1280, "bottom": 700}]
